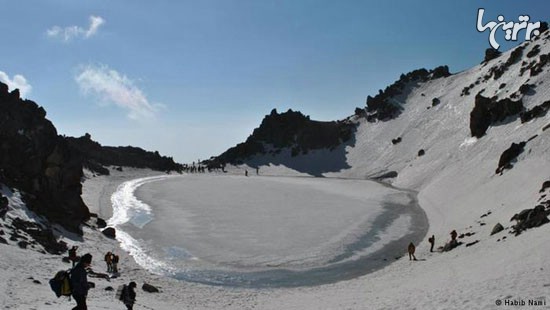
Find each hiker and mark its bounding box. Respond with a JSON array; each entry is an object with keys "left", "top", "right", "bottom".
[
  {"left": 68, "top": 246, "right": 79, "bottom": 267},
  {"left": 428, "top": 235, "right": 435, "bottom": 252},
  {"left": 112, "top": 253, "right": 119, "bottom": 273},
  {"left": 122, "top": 281, "right": 137, "bottom": 310},
  {"left": 256, "top": 167, "right": 259, "bottom": 175},
  {"left": 245, "top": 170, "right": 248, "bottom": 177},
  {"left": 104, "top": 252, "right": 113, "bottom": 273},
  {"left": 408, "top": 242, "right": 417, "bottom": 261},
  {"left": 450, "top": 230, "right": 457, "bottom": 241},
  {"left": 71, "top": 253, "right": 92, "bottom": 310}
]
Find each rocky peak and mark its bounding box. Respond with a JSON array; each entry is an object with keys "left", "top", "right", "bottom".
[{"left": 0, "top": 82, "right": 89, "bottom": 233}]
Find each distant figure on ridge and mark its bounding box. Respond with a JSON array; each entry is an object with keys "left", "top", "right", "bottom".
[
  {"left": 256, "top": 167, "right": 259, "bottom": 175},
  {"left": 408, "top": 242, "right": 417, "bottom": 261},
  {"left": 428, "top": 235, "right": 435, "bottom": 252},
  {"left": 245, "top": 170, "right": 248, "bottom": 177},
  {"left": 68, "top": 245, "right": 79, "bottom": 267}
]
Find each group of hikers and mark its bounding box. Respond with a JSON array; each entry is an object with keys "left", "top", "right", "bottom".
[
  {"left": 407, "top": 230, "right": 458, "bottom": 261},
  {"left": 104, "top": 251, "right": 120, "bottom": 274},
  {"left": 66, "top": 247, "right": 137, "bottom": 310}
]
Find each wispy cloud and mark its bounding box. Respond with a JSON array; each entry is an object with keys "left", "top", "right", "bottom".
[
  {"left": 47, "top": 15, "right": 105, "bottom": 42},
  {"left": 0, "top": 71, "right": 32, "bottom": 98},
  {"left": 75, "top": 64, "right": 159, "bottom": 120}
]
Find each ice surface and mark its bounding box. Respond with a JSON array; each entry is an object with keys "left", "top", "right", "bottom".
[{"left": 110, "top": 174, "right": 426, "bottom": 287}]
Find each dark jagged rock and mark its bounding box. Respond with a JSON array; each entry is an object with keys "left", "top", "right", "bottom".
[
  {"left": 391, "top": 137, "right": 402, "bottom": 145},
  {"left": 208, "top": 109, "right": 355, "bottom": 166},
  {"left": 11, "top": 218, "right": 67, "bottom": 254},
  {"left": 527, "top": 45, "right": 541, "bottom": 58},
  {"left": 442, "top": 240, "right": 462, "bottom": 252},
  {"left": 529, "top": 53, "right": 550, "bottom": 77},
  {"left": 518, "top": 83, "right": 535, "bottom": 95},
  {"left": 96, "top": 218, "right": 107, "bottom": 229},
  {"left": 142, "top": 283, "right": 160, "bottom": 293},
  {"left": 102, "top": 227, "right": 116, "bottom": 239},
  {"left": 354, "top": 107, "right": 366, "bottom": 117},
  {"left": 538, "top": 22, "right": 549, "bottom": 36},
  {"left": 486, "top": 45, "right": 525, "bottom": 80},
  {"left": 371, "top": 171, "right": 398, "bottom": 180},
  {"left": 0, "top": 236, "right": 7, "bottom": 244},
  {"left": 520, "top": 101, "right": 550, "bottom": 123},
  {"left": 470, "top": 94, "right": 524, "bottom": 138},
  {"left": 66, "top": 133, "right": 182, "bottom": 176},
  {"left": 540, "top": 181, "right": 550, "bottom": 193},
  {"left": 510, "top": 205, "right": 549, "bottom": 235},
  {"left": 364, "top": 66, "right": 451, "bottom": 121},
  {"left": 0, "top": 82, "right": 89, "bottom": 233},
  {"left": 432, "top": 98, "right": 441, "bottom": 107},
  {"left": 418, "top": 149, "right": 425, "bottom": 157},
  {"left": 496, "top": 142, "right": 526, "bottom": 174},
  {"left": 0, "top": 195, "right": 8, "bottom": 219},
  {"left": 483, "top": 48, "right": 502, "bottom": 63},
  {"left": 17, "top": 241, "right": 28, "bottom": 249},
  {"left": 490, "top": 223, "right": 504, "bottom": 235}
]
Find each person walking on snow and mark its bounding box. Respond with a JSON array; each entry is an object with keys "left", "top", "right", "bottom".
[
  {"left": 112, "top": 253, "right": 120, "bottom": 273},
  {"left": 122, "top": 281, "right": 137, "bottom": 310},
  {"left": 104, "top": 252, "right": 113, "bottom": 273},
  {"left": 428, "top": 235, "right": 435, "bottom": 252},
  {"left": 408, "top": 242, "right": 417, "bottom": 261},
  {"left": 71, "top": 253, "right": 92, "bottom": 310}
]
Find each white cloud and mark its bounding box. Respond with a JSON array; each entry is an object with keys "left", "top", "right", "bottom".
[
  {"left": 86, "top": 16, "right": 105, "bottom": 38},
  {"left": 0, "top": 71, "right": 32, "bottom": 98},
  {"left": 75, "top": 64, "right": 159, "bottom": 120},
  {"left": 47, "top": 15, "right": 105, "bottom": 42}
]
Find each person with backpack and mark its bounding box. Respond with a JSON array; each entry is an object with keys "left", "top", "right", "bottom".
[
  {"left": 70, "top": 253, "right": 92, "bottom": 310},
  {"left": 121, "top": 281, "right": 137, "bottom": 310}
]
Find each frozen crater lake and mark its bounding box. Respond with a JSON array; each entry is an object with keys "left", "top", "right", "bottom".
[{"left": 109, "top": 174, "right": 427, "bottom": 288}]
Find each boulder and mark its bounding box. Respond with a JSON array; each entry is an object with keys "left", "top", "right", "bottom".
[
  {"left": 511, "top": 205, "right": 550, "bottom": 235},
  {"left": 142, "top": 283, "right": 160, "bottom": 293},
  {"left": 102, "top": 227, "right": 116, "bottom": 239},
  {"left": 97, "top": 218, "right": 107, "bottom": 229},
  {"left": 496, "top": 142, "right": 526, "bottom": 174},
  {"left": 470, "top": 94, "right": 524, "bottom": 138},
  {"left": 490, "top": 223, "right": 504, "bottom": 235}
]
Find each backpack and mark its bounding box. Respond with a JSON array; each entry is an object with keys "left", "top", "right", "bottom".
[
  {"left": 115, "top": 284, "right": 127, "bottom": 302},
  {"left": 49, "top": 270, "right": 72, "bottom": 297}
]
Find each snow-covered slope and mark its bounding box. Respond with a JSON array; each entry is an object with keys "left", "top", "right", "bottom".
[
  {"left": 221, "top": 32, "right": 550, "bottom": 308},
  {"left": 235, "top": 31, "right": 550, "bottom": 239}
]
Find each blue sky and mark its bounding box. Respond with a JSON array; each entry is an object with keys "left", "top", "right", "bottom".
[{"left": 0, "top": 1, "right": 548, "bottom": 163}]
